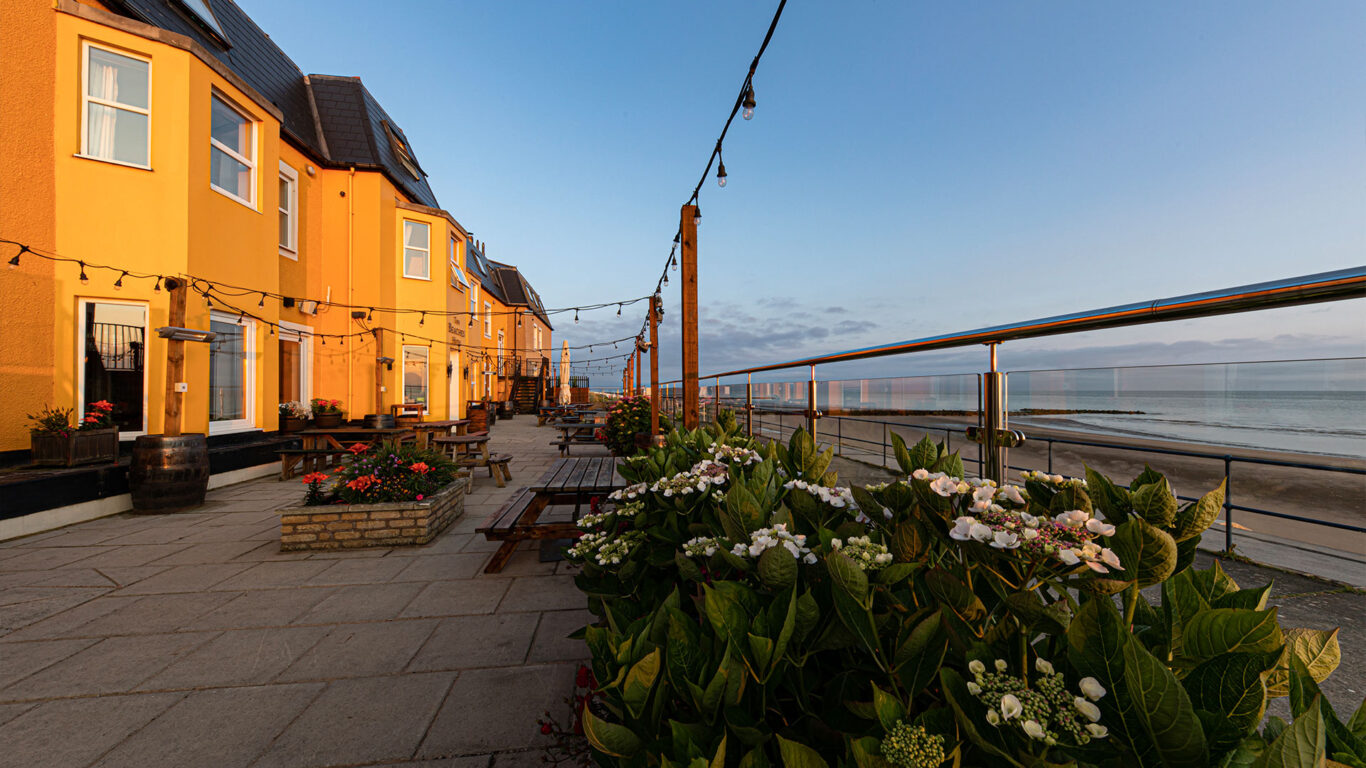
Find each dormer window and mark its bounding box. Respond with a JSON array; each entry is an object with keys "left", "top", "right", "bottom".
[
  {"left": 382, "top": 121, "right": 422, "bottom": 180},
  {"left": 175, "top": 0, "right": 230, "bottom": 46}
]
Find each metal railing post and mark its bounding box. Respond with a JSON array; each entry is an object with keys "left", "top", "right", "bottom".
[
  {"left": 807, "top": 365, "right": 818, "bottom": 441},
  {"left": 983, "top": 344, "right": 1009, "bottom": 484},
  {"left": 1223, "top": 456, "right": 1234, "bottom": 553},
  {"left": 882, "top": 422, "right": 887, "bottom": 468},
  {"left": 745, "top": 374, "right": 753, "bottom": 437}
]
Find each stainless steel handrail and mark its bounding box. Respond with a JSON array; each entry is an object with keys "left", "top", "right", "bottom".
[{"left": 653, "top": 265, "right": 1366, "bottom": 384}]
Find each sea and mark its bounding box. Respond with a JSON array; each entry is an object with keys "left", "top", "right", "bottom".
[{"left": 741, "top": 359, "right": 1366, "bottom": 460}]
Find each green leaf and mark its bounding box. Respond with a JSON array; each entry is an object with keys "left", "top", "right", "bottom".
[
  {"left": 850, "top": 736, "right": 890, "bottom": 768},
  {"left": 909, "top": 435, "right": 939, "bottom": 472},
  {"left": 1348, "top": 698, "right": 1366, "bottom": 740},
  {"left": 746, "top": 633, "right": 774, "bottom": 677},
  {"left": 711, "top": 734, "right": 728, "bottom": 768},
  {"left": 1108, "top": 517, "right": 1179, "bottom": 587},
  {"left": 1086, "top": 464, "right": 1131, "bottom": 523},
  {"left": 893, "top": 610, "right": 947, "bottom": 696},
  {"left": 1268, "top": 629, "right": 1342, "bottom": 698},
  {"left": 583, "top": 710, "right": 644, "bottom": 757},
  {"left": 1164, "top": 572, "right": 1212, "bottom": 654},
  {"left": 940, "top": 668, "right": 1024, "bottom": 767},
  {"left": 1173, "top": 480, "right": 1226, "bottom": 541},
  {"left": 776, "top": 735, "right": 830, "bottom": 768},
  {"left": 872, "top": 684, "right": 906, "bottom": 732},
  {"left": 1215, "top": 581, "right": 1273, "bottom": 612},
  {"left": 827, "top": 550, "right": 870, "bottom": 603},
  {"left": 832, "top": 586, "right": 883, "bottom": 662},
  {"left": 769, "top": 587, "right": 798, "bottom": 675},
  {"left": 1131, "top": 464, "right": 1167, "bottom": 492},
  {"left": 924, "top": 568, "right": 985, "bottom": 621},
  {"left": 890, "top": 432, "right": 914, "bottom": 474},
  {"left": 1005, "top": 590, "right": 1071, "bottom": 635},
  {"left": 757, "top": 547, "right": 798, "bottom": 591},
  {"left": 701, "top": 649, "right": 732, "bottom": 716},
  {"left": 622, "top": 648, "right": 661, "bottom": 718},
  {"left": 933, "top": 451, "right": 965, "bottom": 480},
  {"left": 1185, "top": 652, "right": 1271, "bottom": 754},
  {"left": 1133, "top": 480, "right": 1179, "bottom": 528},
  {"left": 1123, "top": 631, "right": 1210, "bottom": 766},
  {"left": 877, "top": 563, "right": 920, "bottom": 586},
  {"left": 1251, "top": 697, "right": 1325, "bottom": 768},
  {"left": 1289, "top": 657, "right": 1366, "bottom": 762},
  {"left": 792, "top": 590, "right": 819, "bottom": 644},
  {"left": 1183, "top": 608, "right": 1284, "bottom": 664},
  {"left": 704, "top": 582, "right": 753, "bottom": 650},
  {"left": 1221, "top": 735, "right": 1268, "bottom": 768}
]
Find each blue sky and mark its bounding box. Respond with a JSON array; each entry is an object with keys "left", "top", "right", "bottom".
[{"left": 238, "top": 0, "right": 1365, "bottom": 385}]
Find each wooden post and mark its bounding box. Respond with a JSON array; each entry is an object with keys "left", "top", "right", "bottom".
[
  {"left": 162, "top": 278, "right": 187, "bottom": 437},
  {"left": 373, "top": 329, "right": 384, "bottom": 415},
  {"left": 680, "top": 204, "right": 699, "bottom": 429},
  {"left": 649, "top": 295, "right": 660, "bottom": 435},
  {"left": 634, "top": 343, "right": 642, "bottom": 397}
]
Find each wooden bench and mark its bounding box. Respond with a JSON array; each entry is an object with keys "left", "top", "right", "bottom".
[
  {"left": 475, "top": 488, "right": 578, "bottom": 573},
  {"left": 276, "top": 447, "right": 348, "bottom": 479},
  {"left": 456, "top": 452, "right": 512, "bottom": 488},
  {"left": 550, "top": 436, "right": 602, "bottom": 456}
]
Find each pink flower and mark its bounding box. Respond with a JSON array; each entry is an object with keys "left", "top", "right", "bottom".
[{"left": 415, "top": 494, "right": 424, "bottom": 501}]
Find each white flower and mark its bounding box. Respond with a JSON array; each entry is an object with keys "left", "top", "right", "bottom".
[
  {"left": 831, "top": 538, "right": 844, "bottom": 550},
  {"left": 956, "top": 482, "right": 971, "bottom": 494},
  {"left": 1019, "top": 511, "right": 1039, "bottom": 528},
  {"left": 1022, "top": 720, "right": 1045, "bottom": 740},
  {"left": 1086, "top": 518, "right": 1116, "bottom": 537},
  {"left": 969, "top": 499, "right": 991, "bottom": 513},
  {"left": 998, "top": 485, "right": 1026, "bottom": 505},
  {"left": 911, "top": 468, "right": 930, "bottom": 480},
  {"left": 803, "top": 552, "right": 817, "bottom": 564},
  {"left": 985, "top": 710, "right": 1000, "bottom": 726},
  {"left": 1086, "top": 724, "right": 1109, "bottom": 738},
  {"left": 990, "top": 530, "right": 1020, "bottom": 549},
  {"left": 1079, "top": 677, "right": 1107, "bottom": 701},
  {"left": 949, "top": 516, "right": 975, "bottom": 541},
  {"left": 1000, "top": 693, "right": 1022, "bottom": 720},
  {"left": 1035, "top": 658, "right": 1054, "bottom": 675},
  {"left": 1074, "top": 697, "right": 1102, "bottom": 722},
  {"left": 1100, "top": 548, "right": 1123, "bottom": 570},
  {"left": 968, "top": 660, "right": 986, "bottom": 676},
  {"left": 882, "top": 507, "right": 893, "bottom": 520},
  {"left": 995, "top": 658, "right": 1008, "bottom": 672},
  {"left": 1021, "top": 528, "right": 1039, "bottom": 541},
  {"left": 967, "top": 681, "right": 981, "bottom": 695},
  {"left": 969, "top": 523, "right": 993, "bottom": 543},
  {"left": 1055, "top": 509, "right": 1089, "bottom": 528},
  {"left": 1057, "top": 548, "right": 1081, "bottom": 566},
  {"left": 929, "top": 476, "right": 960, "bottom": 497},
  {"left": 1049, "top": 474, "right": 1065, "bottom": 484}
]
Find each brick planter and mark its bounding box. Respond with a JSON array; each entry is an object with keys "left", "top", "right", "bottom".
[{"left": 277, "top": 476, "right": 469, "bottom": 551}]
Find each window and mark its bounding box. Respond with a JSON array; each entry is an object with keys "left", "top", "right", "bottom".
[
  {"left": 278, "top": 162, "right": 298, "bottom": 257},
  {"left": 483, "top": 302, "right": 492, "bottom": 338},
  {"left": 82, "top": 43, "right": 150, "bottom": 168},
  {"left": 209, "top": 94, "right": 255, "bottom": 206},
  {"left": 383, "top": 121, "right": 422, "bottom": 180},
  {"left": 448, "top": 237, "right": 468, "bottom": 290},
  {"left": 79, "top": 300, "right": 147, "bottom": 436},
  {"left": 277, "top": 323, "right": 311, "bottom": 404},
  {"left": 402, "top": 346, "right": 429, "bottom": 410},
  {"left": 208, "top": 312, "right": 255, "bottom": 432},
  {"left": 175, "top": 0, "right": 228, "bottom": 42},
  {"left": 469, "top": 285, "right": 478, "bottom": 329},
  {"left": 497, "top": 330, "right": 505, "bottom": 375},
  {"left": 402, "top": 220, "right": 430, "bottom": 279}
]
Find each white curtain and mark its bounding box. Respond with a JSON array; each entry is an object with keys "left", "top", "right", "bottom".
[{"left": 89, "top": 61, "right": 117, "bottom": 159}]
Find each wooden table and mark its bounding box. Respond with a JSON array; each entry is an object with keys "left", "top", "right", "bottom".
[
  {"left": 476, "top": 457, "right": 624, "bottom": 573},
  {"left": 436, "top": 433, "right": 489, "bottom": 461},
  {"left": 280, "top": 427, "right": 415, "bottom": 479},
  {"left": 412, "top": 419, "right": 470, "bottom": 449}
]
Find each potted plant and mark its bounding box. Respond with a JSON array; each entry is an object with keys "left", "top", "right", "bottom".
[
  {"left": 601, "top": 395, "right": 667, "bottom": 456},
  {"left": 279, "top": 401, "right": 311, "bottom": 432},
  {"left": 279, "top": 443, "right": 469, "bottom": 550},
  {"left": 311, "top": 398, "right": 345, "bottom": 428},
  {"left": 28, "top": 401, "right": 119, "bottom": 467}
]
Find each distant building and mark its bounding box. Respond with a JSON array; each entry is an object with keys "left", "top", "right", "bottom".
[{"left": 0, "top": 0, "right": 552, "bottom": 454}]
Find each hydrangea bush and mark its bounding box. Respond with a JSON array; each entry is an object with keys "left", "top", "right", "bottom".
[
  {"left": 601, "top": 395, "right": 672, "bottom": 456},
  {"left": 567, "top": 412, "right": 1359, "bottom": 768}
]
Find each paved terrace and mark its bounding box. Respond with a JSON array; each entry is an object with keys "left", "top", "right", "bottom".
[
  {"left": 0, "top": 418, "right": 1361, "bottom": 767},
  {"left": 0, "top": 415, "right": 594, "bottom": 768}
]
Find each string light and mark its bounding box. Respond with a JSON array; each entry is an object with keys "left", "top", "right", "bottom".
[
  {"left": 258, "top": 293, "right": 266, "bottom": 308},
  {"left": 693, "top": 206, "right": 701, "bottom": 227},
  {"left": 419, "top": 312, "right": 425, "bottom": 326},
  {"left": 716, "top": 156, "right": 727, "bottom": 188},
  {"left": 574, "top": 309, "right": 579, "bottom": 324},
  {"left": 78, "top": 261, "right": 89, "bottom": 285},
  {"left": 113, "top": 271, "right": 126, "bottom": 290},
  {"left": 8, "top": 245, "right": 27, "bottom": 269},
  {"left": 742, "top": 84, "right": 756, "bottom": 120},
  {"left": 153, "top": 277, "right": 162, "bottom": 293}
]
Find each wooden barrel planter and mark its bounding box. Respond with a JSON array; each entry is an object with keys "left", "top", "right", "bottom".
[
  {"left": 313, "top": 412, "right": 344, "bottom": 428},
  {"left": 466, "top": 402, "right": 489, "bottom": 433},
  {"left": 280, "top": 416, "right": 308, "bottom": 432},
  {"left": 129, "top": 434, "right": 210, "bottom": 513}
]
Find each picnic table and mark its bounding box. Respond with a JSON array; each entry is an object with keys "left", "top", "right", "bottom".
[
  {"left": 412, "top": 418, "right": 470, "bottom": 449},
  {"left": 433, "top": 432, "right": 511, "bottom": 488},
  {"left": 551, "top": 423, "right": 604, "bottom": 456},
  {"left": 476, "top": 457, "right": 624, "bottom": 573},
  {"left": 278, "top": 426, "right": 415, "bottom": 479}
]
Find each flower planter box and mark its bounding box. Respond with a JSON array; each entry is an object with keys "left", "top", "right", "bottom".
[
  {"left": 30, "top": 428, "right": 119, "bottom": 467},
  {"left": 313, "top": 412, "right": 344, "bottom": 428},
  {"left": 277, "top": 476, "right": 469, "bottom": 551},
  {"left": 280, "top": 416, "right": 308, "bottom": 432}
]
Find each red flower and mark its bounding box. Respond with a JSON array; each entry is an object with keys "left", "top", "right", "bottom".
[
  {"left": 346, "top": 443, "right": 369, "bottom": 454},
  {"left": 409, "top": 462, "right": 431, "bottom": 474},
  {"left": 302, "top": 472, "right": 328, "bottom": 484},
  {"left": 346, "top": 475, "right": 376, "bottom": 491},
  {"left": 83, "top": 415, "right": 99, "bottom": 423},
  {"left": 575, "top": 664, "right": 593, "bottom": 689},
  {"left": 539, "top": 722, "right": 552, "bottom": 735},
  {"left": 89, "top": 400, "right": 114, "bottom": 412}
]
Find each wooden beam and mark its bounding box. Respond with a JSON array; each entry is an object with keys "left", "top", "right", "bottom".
[
  {"left": 162, "top": 278, "right": 187, "bottom": 437},
  {"left": 649, "top": 295, "right": 660, "bottom": 435},
  {"left": 373, "top": 328, "right": 384, "bottom": 416},
  {"left": 680, "top": 204, "right": 699, "bottom": 429},
  {"left": 634, "top": 343, "right": 641, "bottom": 396}
]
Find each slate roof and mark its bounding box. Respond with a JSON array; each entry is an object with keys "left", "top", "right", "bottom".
[
  {"left": 103, "top": 0, "right": 440, "bottom": 208},
  {"left": 489, "top": 260, "right": 552, "bottom": 328}
]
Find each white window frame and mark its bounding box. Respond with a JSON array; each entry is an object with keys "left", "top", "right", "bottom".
[
  {"left": 277, "top": 321, "right": 312, "bottom": 403},
  {"left": 207, "top": 310, "right": 257, "bottom": 435},
  {"left": 278, "top": 161, "right": 298, "bottom": 258},
  {"left": 448, "top": 236, "right": 467, "bottom": 290},
  {"left": 76, "top": 297, "right": 150, "bottom": 440},
  {"left": 79, "top": 42, "right": 152, "bottom": 170},
  {"left": 209, "top": 92, "right": 257, "bottom": 208},
  {"left": 469, "top": 285, "right": 478, "bottom": 328},
  {"left": 402, "top": 219, "right": 430, "bottom": 280},
  {"left": 497, "top": 330, "right": 505, "bottom": 374},
  {"left": 401, "top": 345, "right": 430, "bottom": 414},
  {"left": 484, "top": 302, "right": 493, "bottom": 338}
]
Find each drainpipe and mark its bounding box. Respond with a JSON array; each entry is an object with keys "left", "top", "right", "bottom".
[{"left": 346, "top": 166, "right": 355, "bottom": 411}]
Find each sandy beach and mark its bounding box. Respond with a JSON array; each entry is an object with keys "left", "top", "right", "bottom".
[{"left": 737, "top": 409, "right": 1366, "bottom": 558}]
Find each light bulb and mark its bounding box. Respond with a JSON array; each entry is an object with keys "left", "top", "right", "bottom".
[
  {"left": 153, "top": 277, "right": 162, "bottom": 293},
  {"left": 7, "top": 256, "right": 18, "bottom": 270},
  {"left": 742, "top": 106, "right": 754, "bottom": 120},
  {"left": 113, "top": 271, "right": 126, "bottom": 290},
  {"left": 693, "top": 207, "right": 701, "bottom": 227},
  {"left": 79, "top": 262, "right": 89, "bottom": 285},
  {"left": 258, "top": 293, "right": 266, "bottom": 308},
  {"left": 742, "top": 85, "right": 756, "bottom": 120},
  {"left": 574, "top": 310, "right": 579, "bottom": 324},
  {"left": 419, "top": 313, "right": 425, "bottom": 326},
  {"left": 717, "top": 161, "right": 727, "bottom": 188},
  {"left": 671, "top": 255, "right": 678, "bottom": 271}
]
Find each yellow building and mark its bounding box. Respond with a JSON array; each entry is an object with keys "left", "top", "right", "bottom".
[{"left": 0, "top": 0, "right": 552, "bottom": 460}]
